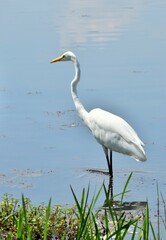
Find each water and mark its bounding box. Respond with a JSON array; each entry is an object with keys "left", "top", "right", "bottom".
[{"left": 0, "top": 0, "right": 166, "bottom": 227}]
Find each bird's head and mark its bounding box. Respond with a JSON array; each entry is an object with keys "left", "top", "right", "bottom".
[{"left": 50, "top": 51, "right": 76, "bottom": 63}]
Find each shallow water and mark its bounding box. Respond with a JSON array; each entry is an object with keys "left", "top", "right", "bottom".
[{"left": 0, "top": 0, "right": 166, "bottom": 228}]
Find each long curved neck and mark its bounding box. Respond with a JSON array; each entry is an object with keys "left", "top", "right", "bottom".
[{"left": 71, "top": 58, "right": 89, "bottom": 125}]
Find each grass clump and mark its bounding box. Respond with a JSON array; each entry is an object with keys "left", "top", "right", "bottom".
[
  {"left": 0, "top": 173, "right": 165, "bottom": 239},
  {"left": 0, "top": 194, "right": 78, "bottom": 239}
]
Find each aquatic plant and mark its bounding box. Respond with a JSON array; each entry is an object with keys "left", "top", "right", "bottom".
[{"left": 0, "top": 174, "right": 165, "bottom": 239}]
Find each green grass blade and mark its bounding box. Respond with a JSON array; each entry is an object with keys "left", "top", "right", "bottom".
[
  {"left": 70, "top": 185, "right": 82, "bottom": 215},
  {"left": 104, "top": 208, "right": 110, "bottom": 237},
  {"left": 120, "top": 172, "right": 132, "bottom": 204},
  {"left": 161, "top": 192, "right": 166, "bottom": 229},
  {"left": 71, "top": 186, "right": 89, "bottom": 239},
  {"left": 91, "top": 212, "right": 100, "bottom": 239},
  {"left": 108, "top": 218, "right": 139, "bottom": 239},
  {"left": 21, "top": 194, "right": 33, "bottom": 239},
  {"left": 103, "top": 184, "right": 116, "bottom": 225},
  {"left": 156, "top": 182, "right": 161, "bottom": 240},
  {"left": 150, "top": 221, "right": 157, "bottom": 240},
  {"left": 22, "top": 194, "right": 28, "bottom": 229},
  {"left": 71, "top": 184, "right": 103, "bottom": 240},
  {"left": 90, "top": 184, "right": 103, "bottom": 211},
  {"left": 143, "top": 202, "right": 149, "bottom": 240},
  {"left": 131, "top": 221, "right": 139, "bottom": 240},
  {"left": 16, "top": 211, "right": 23, "bottom": 239},
  {"left": 44, "top": 198, "right": 51, "bottom": 240}
]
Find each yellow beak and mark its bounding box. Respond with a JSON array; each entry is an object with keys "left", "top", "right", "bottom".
[{"left": 50, "top": 55, "right": 63, "bottom": 63}]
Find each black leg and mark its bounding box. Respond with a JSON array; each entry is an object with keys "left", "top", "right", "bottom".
[
  {"left": 106, "top": 154, "right": 111, "bottom": 174},
  {"left": 108, "top": 175, "right": 113, "bottom": 198},
  {"left": 106, "top": 151, "right": 113, "bottom": 177},
  {"left": 102, "top": 147, "right": 114, "bottom": 204},
  {"left": 107, "top": 152, "right": 113, "bottom": 201},
  {"left": 110, "top": 150, "right": 113, "bottom": 178},
  {"left": 103, "top": 147, "right": 113, "bottom": 177}
]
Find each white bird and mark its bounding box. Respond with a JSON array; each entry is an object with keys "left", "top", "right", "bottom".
[{"left": 50, "top": 51, "right": 147, "bottom": 177}]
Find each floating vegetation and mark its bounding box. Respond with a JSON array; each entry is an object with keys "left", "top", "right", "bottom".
[
  {"left": 0, "top": 169, "right": 55, "bottom": 189},
  {"left": 44, "top": 109, "right": 81, "bottom": 130},
  {"left": 44, "top": 109, "right": 76, "bottom": 117}
]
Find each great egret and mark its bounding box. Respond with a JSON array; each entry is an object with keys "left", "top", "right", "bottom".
[{"left": 50, "top": 51, "right": 147, "bottom": 177}]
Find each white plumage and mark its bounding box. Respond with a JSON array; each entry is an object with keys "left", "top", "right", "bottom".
[
  {"left": 50, "top": 51, "right": 147, "bottom": 177},
  {"left": 88, "top": 108, "right": 146, "bottom": 161}
]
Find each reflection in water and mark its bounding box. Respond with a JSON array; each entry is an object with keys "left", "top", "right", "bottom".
[
  {"left": 87, "top": 169, "right": 146, "bottom": 238},
  {"left": 110, "top": 200, "right": 146, "bottom": 212},
  {"left": 56, "top": 0, "right": 144, "bottom": 48},
  {"left": 86, "top": 169, "right": 113, "bottom": 199},
  {"left": 108, "top": 175, "right": 113, "bottom": 198},
  {"left": 87, "top": 168, "right": 146, "bottom": 226},
  {"left": 98, "top": 198, "right": 146, "bottom": 236}
]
